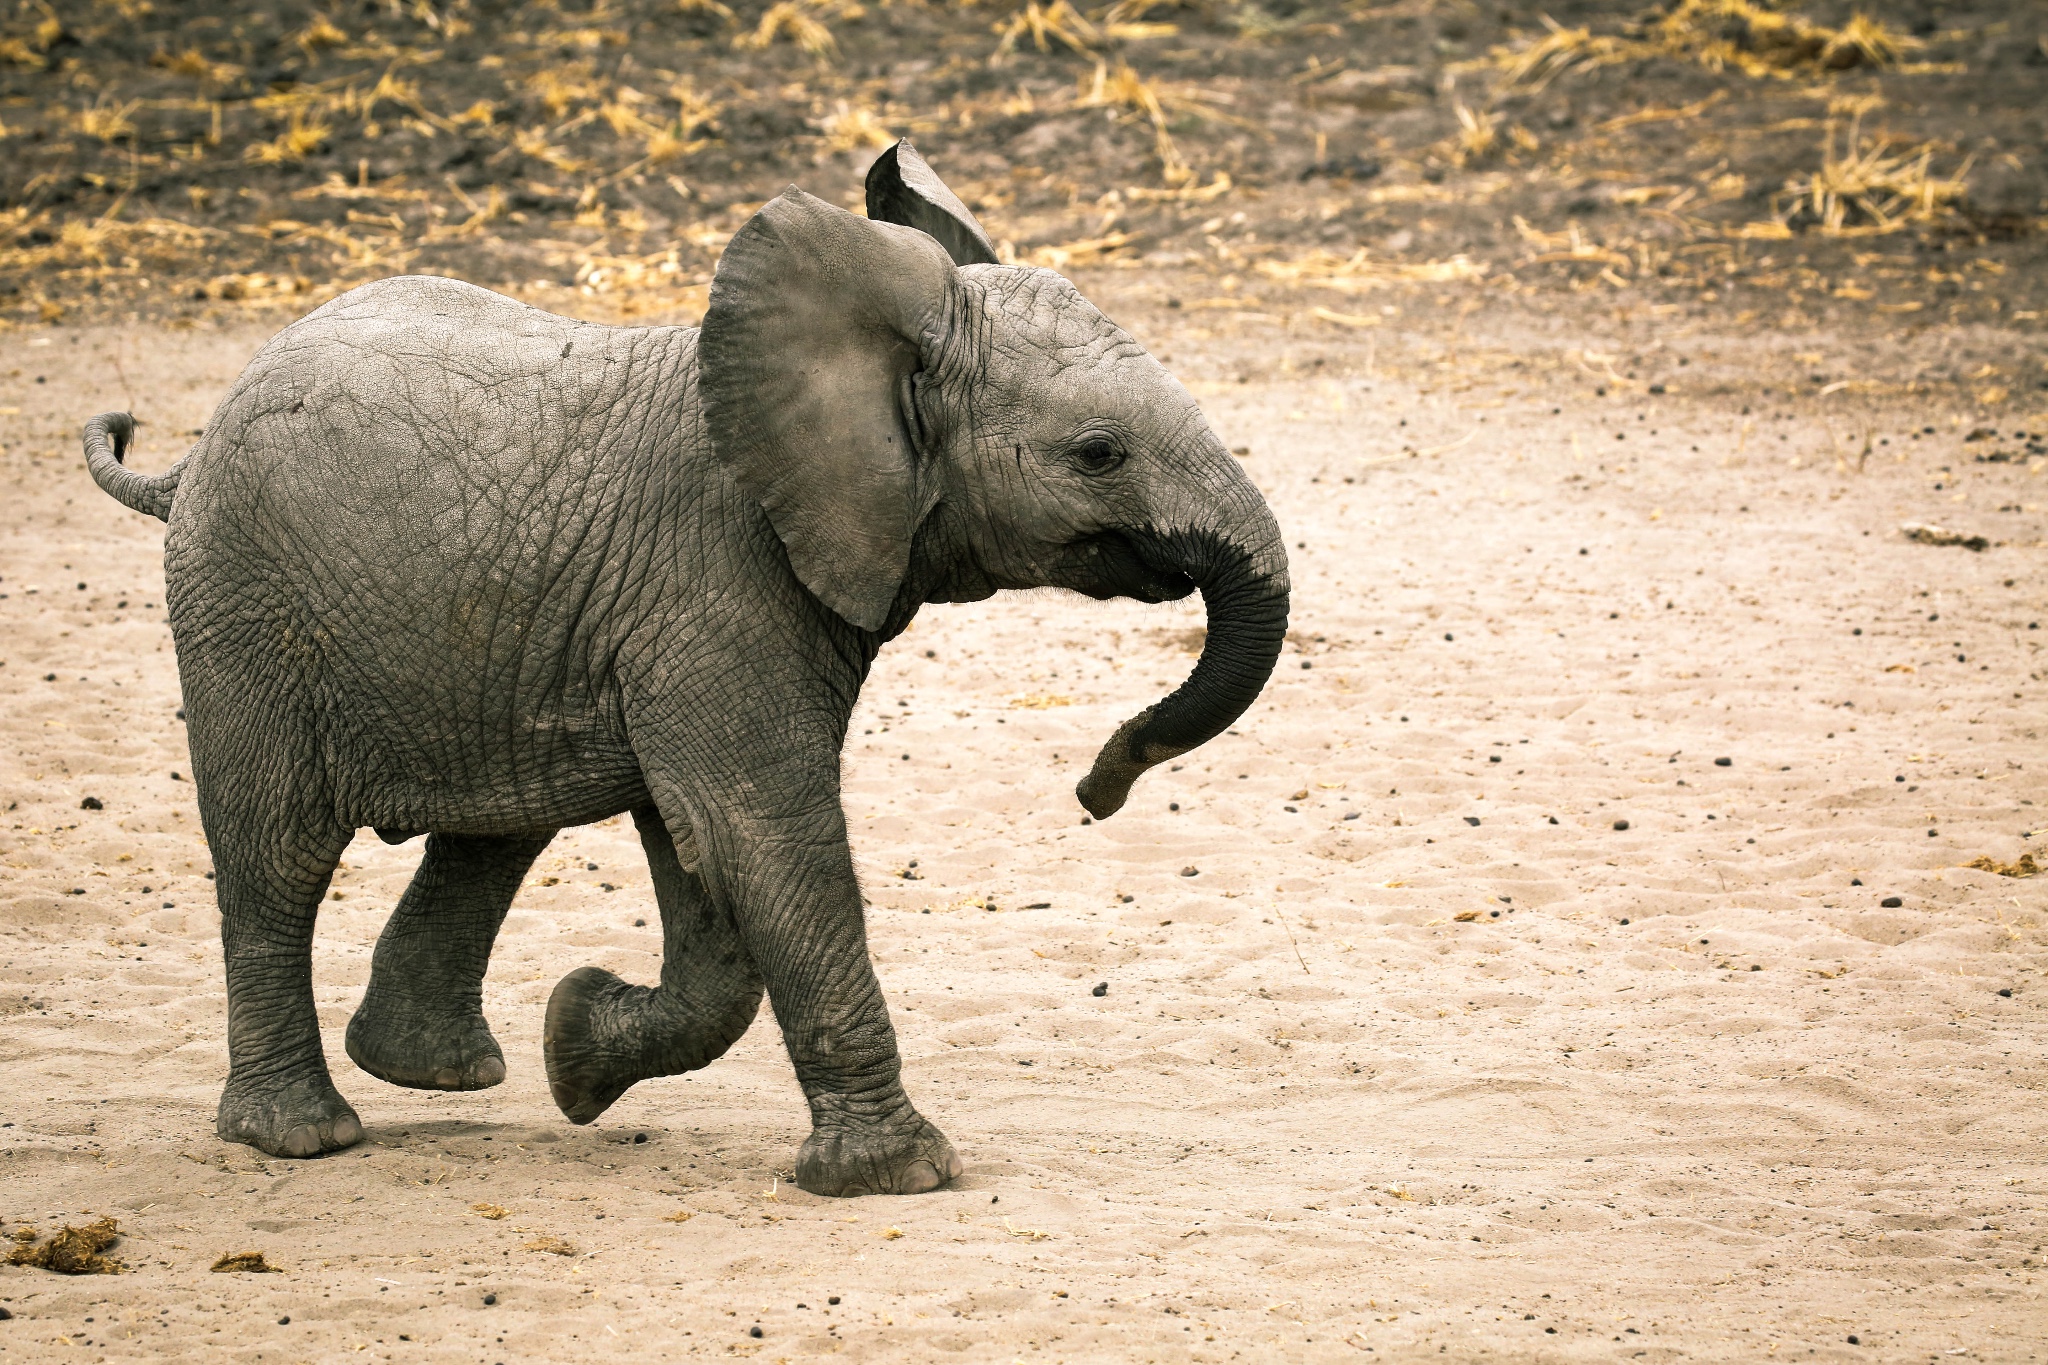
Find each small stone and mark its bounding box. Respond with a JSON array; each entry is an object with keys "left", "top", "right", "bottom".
[
  {"left": 1999, "top": 988, "right": 2013, "bottom": 998},
  {"left": 633, "top": 1132, "right": 647, "bottom": 1144},
  {"left": 1464, "top": 816, "right": 1481, "bottom": 826},
  {"left": 1714, "top": 757, "right": 1732, "bottom": 767},
  {"left": 1091, "top": 982, "right": 1107, "bottom": 997},
  {"left": 79, "top": 796, "right": 102, "bottom": 810},
  {"left": 1619, "top": 918, "right": 1630, "bottom": 925},
  {"left": 829, "top": 1296, "right": 841, "bottom": 1305},
  {"left": 750, "top": 1326, "right": 764, "bottom": 1339},
  {"left": 634, "top": 918, "right": 646, "bottom": 927},
  {"left": 1180, "top": 866, "right": 1198, "bottom": 877},
  {"left": 1851, "top": 878, "right": 1862, "bottom": 885},
  {"left": 1613, "top": 819, "right": 1630, "bottom": 831},
  {"left": 1881, "top": 896, "right": 1902, "bottom": 908},
  {"left": 1847, "top": 1335, "right": 1859, "bottom": 1345},
  {"left": 277, "top": 1316, "right": 289, "bottom": 1325},
  {"left": 483, "top": 1294, "right": 496, "bottom": 1306}
]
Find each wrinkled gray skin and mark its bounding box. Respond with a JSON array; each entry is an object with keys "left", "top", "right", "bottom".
[{"left": 84, "top": 144, "right": 1288, "bottom": 1196}]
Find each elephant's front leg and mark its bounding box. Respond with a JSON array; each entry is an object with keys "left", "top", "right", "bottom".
[
  {"left": 726, "top": 807, "right": 962, "bottom": 1197},
  {"left": 543, "top": 806, "right": 764, "bottom": 1123}
]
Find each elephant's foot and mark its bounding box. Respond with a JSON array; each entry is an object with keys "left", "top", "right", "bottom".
[
  {"left": 543, "top": 966, "right": 649, "bottom": 1124},
  {"left": 795, "top": 1111, "right": 963, "bottom": 1197},
  {"left": 345, "top": 995, "right": 506, "bottom": 1092},
  {"left": 544, "top": 964, "right": 764, "bottom": 1124},
  {"left": 217, "top": 1072, "right": 363, "bottom": 1159}
]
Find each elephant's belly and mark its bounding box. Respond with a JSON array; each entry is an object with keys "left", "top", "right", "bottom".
[{"left": 323, "top": 716, "right": 650, "bottom": 837}]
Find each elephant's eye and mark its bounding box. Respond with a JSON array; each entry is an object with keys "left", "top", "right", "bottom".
[{"left": 1071, "top": 436, "right": 1125, "bottom": 475}]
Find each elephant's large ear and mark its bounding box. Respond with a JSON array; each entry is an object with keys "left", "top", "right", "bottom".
[
  {"left": 864, "top": 140, "right": 999, "bottom": 267},
  {"left": 700, "top": 188, "right": 958, "bottom": 631}
]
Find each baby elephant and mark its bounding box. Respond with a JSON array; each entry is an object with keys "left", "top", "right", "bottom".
[{"left": 85, "top": 143, "right": 1289, "bottom": 1195}]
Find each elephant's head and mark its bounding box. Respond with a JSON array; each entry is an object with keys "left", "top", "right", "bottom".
[{"left": 700, "top": 141, "right": 1289, "bottom": 819}]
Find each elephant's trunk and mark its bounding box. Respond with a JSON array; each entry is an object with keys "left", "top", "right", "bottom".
[{"left": 1076, "top": 510, "right": 1290, "bottom": 819}]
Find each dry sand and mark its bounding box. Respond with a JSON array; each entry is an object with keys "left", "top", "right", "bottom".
[{"left": 1, "top": 292, "right": 2044, "bottom": 1362}]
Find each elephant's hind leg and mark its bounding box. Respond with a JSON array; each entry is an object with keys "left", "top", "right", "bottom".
[
  {"left": 544, "top": 806, "right": 763, "bottom": 1124},
  {"left": 346, "top": 832, "right": 553, "bottom": 1091},
  {"left": 206, "top": 795, "right": 360, "bottom": 1158}
]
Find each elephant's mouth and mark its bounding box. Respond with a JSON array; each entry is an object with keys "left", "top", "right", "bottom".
[{"left": 1055, "top": 528, "right": 1199, "bottom": 604}]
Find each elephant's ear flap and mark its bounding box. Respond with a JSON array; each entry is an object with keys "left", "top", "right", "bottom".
[
  {"left": 865, "top": 140, "right": 999, "bottom": 267},
  {"left": 700, "top": 188, "right": 958, "bottom": 631}
]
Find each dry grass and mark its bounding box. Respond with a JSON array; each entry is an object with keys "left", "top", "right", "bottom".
[
  {"left": 1256, "top": 248, "right": 1489, "bottom": 292},
  {"left": 1494, "top": 1, "right": 1921, "bottom": 91},
  {"left": 734, "top": 0, "right": 846, "bottom": 57},
  {"left": 816, "top": 100, "right": 896, "bottom": 155},
  {"left": 1779, "top": 117, "right": 1970, "bottom": 235},
  {"left": 995, "top": 0, "right": 1099, "bottom": 58},
  {"left": 244, "top": 108, "right": 334, "bottom": 164},
  {"left": 1449, "top": 100, "right": 1498, "bottom": 167}
]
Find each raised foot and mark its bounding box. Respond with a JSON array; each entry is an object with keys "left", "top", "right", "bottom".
[
  {"left": 345, "top": 997, "right": 506, "bottom": 1091},
  {"left": 796, "top": 1115, "right": 964, "bottom": 1197},
  {"left": 217, "top": 1074, "right": 362, "bottom": 1159},
  {"left": 543, "top": 966, "right": 642, "bottom": 1124}
]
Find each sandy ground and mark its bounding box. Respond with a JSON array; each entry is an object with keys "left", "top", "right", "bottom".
[{"left": 1, "top": 287, "right": 2045, "bottom": 1363}]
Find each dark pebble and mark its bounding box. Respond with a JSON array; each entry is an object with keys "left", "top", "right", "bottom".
[
  {"left": 829, "top": 1296, "right": 841, "bottom": 1305},
  {"left": 482, "top": 1294, "right": 496, "bottom": 1306},
  {"left": 1714, "top": 757, "right": 1732, "bottom": 767},
  {"left": 80, "top": 796, "right": 102, "bottom": 810},
  {"left": 1847, "top": 1336, "right": 1859, "bottom": 1346},
  {"left": 1092, "top": 982, "right": 1108, "bottom": 997},
  {"left": 1927, "top": 829, "right": 1938, "bottom": 837},
  {"left": 750, "top": 1326, "right": 764, "bottom": 1339},
  {"left": 277, "top": 1316, "right": 289, "bottom": 1325},
  {"left": 1548, "top": 816, "right": 1558, "bottom": 825},
  {"left": 633, "top": 1132, "right": 647, "bottom": 1144},
  {"left": 1080, "top": 816, "right": 1092, "bottom": 825},
  {"left": 1619, "top": 918, "right": 1630, "bottom": 925},
  {"left": 1464, "top": 816, "right": 1481, "bottom": 826},
  {"left": 634, "top": 918, "right": 645, "bottom": 926},
  {"left": 1613, "top": 820, "right": 1630, "bottom": 831},
  {"left": 1444, "top": 633, "right": 1454, "bottom": 641},
  {"left": 1851, "top": 878, "right": 1862, "bottom": 885},
  {"left": 1999, "top": 988, "right": 2013, "bottom": 997},
  {"left": 1881, "top": 897, "right": 1902, "bottom": 908}
]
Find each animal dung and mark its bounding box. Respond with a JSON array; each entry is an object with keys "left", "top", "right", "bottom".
[
  {"left": 210, "top": 1251, "right": 282, "bottom": 1274},
  {"left": 1900, "top": 521, "right": 1989, "bottom": 551},
  {"left": 522, "top": 1235, "right": 576, "bottom": 1256},
  {"left": 6, "top": 1218, "right": 123, "bottom": 1274}
]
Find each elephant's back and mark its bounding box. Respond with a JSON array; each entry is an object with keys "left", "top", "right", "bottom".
[{"left": 172, "top": 277, "right": 694, "bottom": 539}]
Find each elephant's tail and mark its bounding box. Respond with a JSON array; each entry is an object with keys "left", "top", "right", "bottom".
[{"left": 84, "top": 412, "right": 185, "bottom": 522}]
